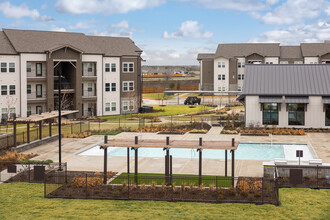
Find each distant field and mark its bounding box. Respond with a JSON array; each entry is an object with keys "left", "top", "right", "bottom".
[{"left": 0, "top": 183, "right": 329, "bottom": 219}]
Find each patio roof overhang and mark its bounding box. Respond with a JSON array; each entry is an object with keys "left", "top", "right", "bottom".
[
  {"left": 8, "top": 110, "right": 79, "bottom": 123},
  {"left": 100, "top": 138, "right": 239, "bottom": 150}
]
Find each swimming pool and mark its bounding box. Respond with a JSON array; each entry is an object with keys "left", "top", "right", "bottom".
[{"left": 77, "top": 143, "right": 315, "bottom": 161}]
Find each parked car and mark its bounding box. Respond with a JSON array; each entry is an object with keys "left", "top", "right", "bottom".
[
  {"left": 139, "top": 106, "right": 154, "bottom": 113},
  {"left": 184, "top": 96, "right": 201, "bottom": 105}
]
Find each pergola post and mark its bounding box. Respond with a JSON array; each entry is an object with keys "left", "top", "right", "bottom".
[
  {"left": 198, "top": 137, "right": 202, "bottom": 186},
  {"left": 103, "top": 135, "right": 108, "bottom": 184},
  {"left": 127, "top": 147, "right": 130, "bottom": 174},
  {"left": 134, "top": 148, "right": 138, "bottom": 185},
  {"left": 165, "top": 136, "right": 170, "bottom": 185},
  {"left": 13, "top": 121, "right": 17, "bottom": 147},
  {"left": 27, "top": 122, "right": 30, "bottom": 143},
  {"left": 170, "top": 155, "right": 173, "bottom": 185},
  {"left": 225, "top": 150, "right": 227, "bottom": 177},
  {"left": 231, "top": 138, "right": 235, "bottom": 187},
  {"left": 49, "top": 120, "right": 52, "bottom": 137},
  {"left": 39, "top": 121, "right": 42, "bottom": 140}
]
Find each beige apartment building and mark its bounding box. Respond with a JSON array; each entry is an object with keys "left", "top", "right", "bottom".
[
  {"left": 0, "top": 29, "right": 143, "bottom": 121},
  {"left": 197, "top": 41, "right": 330, "bottom": 92}
]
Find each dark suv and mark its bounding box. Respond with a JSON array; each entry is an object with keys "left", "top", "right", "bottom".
[{"left": 184, "top": 96, "right": 201, "bottom": 105}]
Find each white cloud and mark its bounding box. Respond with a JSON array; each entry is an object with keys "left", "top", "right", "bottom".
[
  {"left": 261, "top": 0, "right": 330, "bottom": 25},
  {"left": 55, "top": 0, "right": 165, "bottom": 15},
  {"left": 68, "top": 22, "right": 91, "bottom": 29},
  {"left": 143, "top": 47, "right": 213, "bottom": 65},
  {"left": 0, "top": 1, "right": 53, "bottom": 21},
  {"left": 265, "top": 0, "right": 279, "bottom": 5},
  {"left": 163, "top": 20, "right": 213, "bottom": 39},
  {"left": 249, "top": 21, "right": 330, "bottom": 45},
  {"left": 51, "top": 27, "right": 67, "bottom": 32},
  {"left": 89, "top": 20, "right": 140, "bottom": 38}
]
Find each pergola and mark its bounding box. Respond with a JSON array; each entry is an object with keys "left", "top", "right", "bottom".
[
  {"left": 8, "top": 110, "right": 78, "bottom": 147},
  {"left": 100, "top": 136, "right": 239, "bottom": 186}
]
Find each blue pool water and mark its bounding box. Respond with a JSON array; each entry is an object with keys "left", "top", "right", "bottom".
[{"left": 79, "top": 143, "right": 286, "bottom": 160}]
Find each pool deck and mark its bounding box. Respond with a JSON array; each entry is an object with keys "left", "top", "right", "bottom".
[{"left": 21, "top": 128, "right": 330, "bottom": 177}]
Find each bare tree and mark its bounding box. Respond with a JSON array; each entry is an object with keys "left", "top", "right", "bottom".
[{"left": 5, "top": 95, "right": 18, "bottom": 120}]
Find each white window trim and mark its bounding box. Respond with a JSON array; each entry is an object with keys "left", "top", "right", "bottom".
[
  {"left": 105, "top": 63, "right": 110, "bottom": 72},
  {"left": 123, "top": 101, "right": 129, "bottom": 111},
  {"left": 111, "top": 102, "right": 116, "bottom": 111},
  {"left": 105, "top": 103, "right": 110, "bottom": 112},
  {"left": 123, "top": 62, "right": 134, "bottom": 73},
  {"left": 122, "top": 81, "right": 134, "bottom": 92}
]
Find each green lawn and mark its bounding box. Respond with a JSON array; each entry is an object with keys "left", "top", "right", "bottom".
[
  {"left": 110, "top": 173, "right": 232, "bottom": 187},
  {"left": 0, "top": 183, "right": 329, "bottom": 219},
  {"left": 143, "top": 93, "right": 174, "bottom": 100},
  {"left": 100, "top": 105, "right": 215, "bottom": 119}
]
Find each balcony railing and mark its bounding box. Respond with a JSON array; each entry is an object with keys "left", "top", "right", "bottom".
[
  {"left": 54, "top": 82, "right": 74, "bottom": 90},
  {"left": 82, "top": 89, "right": 97, "bottom": 98},
  {"left": 27, "top": 91, "right": 47, "bottom": 100},
  {"left": 82, "top": 71, "right": 96, "bottom": 77}
]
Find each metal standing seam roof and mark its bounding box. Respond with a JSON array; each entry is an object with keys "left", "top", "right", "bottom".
[
  {"left": 259, "top": 96, "right": 283, "bottom": 103},
  {"left": 241, "top": 64, "right": 330, "bottom": 96}
]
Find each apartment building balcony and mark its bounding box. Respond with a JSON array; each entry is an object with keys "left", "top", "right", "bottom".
[
  {"left": 27, "top": 72, "right": 47, "bottom": 82},
  {"left": 82, "top": 71, "right": 97, "bottom": 81},
  {"left": 82, "top": 89, "right": 97, "bottom": 101},
  {"left": 27, "top": 91, "right": 47, "bottom": 104},
  {"left": 54, "top": 81, "right": 75, "bottom": 93}
]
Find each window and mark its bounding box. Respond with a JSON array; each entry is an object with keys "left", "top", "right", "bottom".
[
  {"left": 105, "top": 83, "right": 110, "bottom": 92},
  {"left": 88, "top": 103, "right": 92, "bottom": 112},
  {"left": 123, "top": 81, "right": 134, "bottom": 91},
  {"left": 88, "top": 83, "right": 92, "bottom": 92},
  {"left": 242, "top": 74, "right": 244, "bottom": 80},
  {"left": 27, "top": 106, "right": 31, "bottom": 116},
  {"left": 242, "top": 62, "right": 245, "bottom": 68},
  {"left": 238, "top": 74, "right": 241, "bottom": 80},
  {"left": 288, "top": 104, "right": 305, "bottom": 126},
  {"left": 129, "top": 82, "right": 134, "bottom": 91},
  {"left": 82, "top": 83, "right": 84, "bottom": 96},
  {"left": 310, "top": 61, "right": 318, "bottom": 64},
  {"left": 36, "top": 106, "right": 42, "bottom": 114},
  {"left": 9, "top": 85, "right": 15, "bottom": 95},
  {"left": 87, "top": 63, "right": 92, "bottom": 72},
  {"left": 1, "top": 85, "right": 7, "bottom": 95},
  {"left": 294, "top": 61, "right": 303, "bottom": 64},
  {"left": 1, "top": 63, "right": 7, "bottom": 72},
  {"left": 238, "top": 62, "right": 241, "bottom": 68},
  {"left": 9, "top": 63, "right": 15, "bottom": 72},
  {"left": 1, "top": 108, "right": 7, "bottom": 120},
  {"left": 222, "top": 87, "right": 225, "bottom": 91},
  {"left": 111, "top": 63, "right": 116, "bottom": 72},
  {"left": 9, "top": 108, "right": 15, "bottom": 118},
  {"left": 280, "top": 61, "right": 289, "bottom": 64},
  {"left": 238, "top": 86, "right": 242, "bottom": 91},
  {"left": 105, "top": 103, "right": 110, "bottom": 112},
  {"left": 262, "top": 103, "right": 278, "bottom": 125},
  {"left": 36, "top": 84, "right": 42, "bottom": 98},
  {"left": 222, "top": 62, "right": 225, "bottom": 68},
  {"left": 326, "top": 104, "right": 330, "bottom": 126},
  {"left": 27, "top": 84, "right": 31, "bottom": 94},
  {"left": 105, "top": 63, "right": 110, "bottom": 72},
  {"left": 111, "top": 83, "right": 116, "bottom": 91},
  {"left": 36, "top": 63, "right": 42, "bottom": 76},
  {"left": 129, "top": 101, "right": 134, "bottom": 110},
  {"left": 123, "top": 101, "right": 128, "bottom": 111},
  {"left": 129, "top": 63, "right": 134, "bottom": 72},
  {"left": 217, "top": 62, "right": 221, "bottom": 68},
  {"left": 218, "top": 87, "right": 221, "bottom": 92},
  {"left": 123, "top": 63, "right": 134, "bottom": 72},
  {"left": 222, "top": 74, "right": 225, "bottom": 80},
  {"left": 111, "top": 102, "right": 116, "bottom": 111},
  {"left": 266, "top": 62, "right": 273, "bottom": 64},
  {"left": 218, "top": 74, "right": 221, "bottom": 80},
  {"left": 27, "top": 62, "right": 32, "bottom": 72}
]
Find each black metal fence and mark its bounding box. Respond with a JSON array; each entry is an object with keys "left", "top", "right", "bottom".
[
  {"left": 275, "top": 165, "right": 330, "bottom": 189},
  {"left": 44, "top": 172, "right": 279, "bottom": 205}
]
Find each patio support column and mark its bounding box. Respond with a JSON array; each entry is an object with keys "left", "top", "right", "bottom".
[
  {"left": 127, "top": 147, "right": 130, "bottom": 174},
  {"left": 198, "top": 148, "right": 202, "bottom": 186},
  {"left": 39, "top": 121, "right": 42, "bottom": 140},
  {"left": 170, "top": 155, "right": 173, "bottom": 185},
  {"left": 13, "top": 121, "right": 17, "bottom": 147},
  {"left": 49, "top": 120, "right": 52, "bottom": 137},
  {"left": 225, "top": 150, "right": 227, "bottom": 177},
  {"left": 27, "top": 122, "right": 30, "bottom": 143},
  {"left": 231, "top": 138, "right": 235, "bottom": 187},
  {"left": 134, "top": 148, "right": 138, "bottom": 185},
  {"left": 103, "top": 135, "right": 108, "bottom": 185}
]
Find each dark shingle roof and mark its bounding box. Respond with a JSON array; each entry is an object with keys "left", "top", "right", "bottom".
[
  {"left": 1, "top": 29, "right": 141, "bottom": 56},
  {"left": 242, "top": 64, "right": 330, "bottom": 96},
  {"left": 301, "top": 42, "right": 330, "bottom": 57},
  {"left": 87, "top": 35, "right": 141, "bottom": 57},
  {"left": 0, "top": 31, "right": 17, "bottom": 54},
  {"left": 280, "top": 46, "right": 302, "bottom": 59},
  {"left": 215, "top": 43, "right": 280, "bottom": 58},
  {"left": 197, "top": 53, "right": 215, "bottom": 60}
]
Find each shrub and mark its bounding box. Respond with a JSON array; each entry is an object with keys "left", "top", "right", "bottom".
[
  {"left": 199, "top": 183, "right": 204, "bottom": 191},
  {"left": 0, "top": 151, "right": 34, "bottom": 162},
  {"left": 248, "top": 193, "right": 255, "bottom": 201},
  {"left": 228, "top": 187, "right": 236, "bottom": 196},
  {"left": 209, "top": 184, "right": 215, "bottom": 191},
  {"left": 221, "top": 130, "right": 238, "bottom": 134},
  {"left": 151, "top": 118, "right": 162, "bottom": 123},
  {"left": 150, "top": 181, "right": 156, "bottom": 189},
  {"left": 181, "top": 182, "right": 186, "bottom": 191},
  {"left": 189, "top": 182, "right": 195, "bottom": 190}
]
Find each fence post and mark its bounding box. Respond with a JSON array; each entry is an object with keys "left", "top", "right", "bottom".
[
  {"left": 88, "top": 121, "right": 90, "bottom": 131},
  {"left": 71, "top": 124, "right": 73, "bottom": 134},
  {"left": 99, "top": 119, "right": 101, "bottom": 130},
  {"left": 85, "top": 173, "right": 88, "bottom": 199},
  {"left": 119, "top": 118, "right": 120, "bottom": 128},
  {"left": 80, "top": 121, "right": 82, "bottom": 133},
  {"left": 23, "top": 131, "right": 25, "bottom": 144},
  {"left": 262, "top": 177, "right": 264, "bottom": 204}
]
